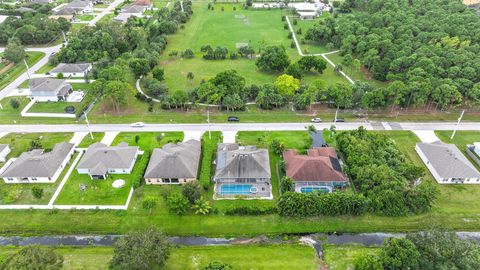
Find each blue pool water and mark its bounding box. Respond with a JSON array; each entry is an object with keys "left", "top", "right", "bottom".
[
  {"left": 220, "top": 184, "right": 253, "bottom": 195},
  {"left": 300, "top": 187, "right": 331, "bottom": 193}
]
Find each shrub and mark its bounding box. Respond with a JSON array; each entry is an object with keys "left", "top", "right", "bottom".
[
  {"left": 270, "top": 139, "right": 285, "bottom": 155},
  {"left": 192, "top": 197, "right": 212, "bottom": 215},
  {"left": 166, "top": 193, "right": 189, "bottom": 215},
  {"left": 284, "top": 23, "right": 288, "bottom": 29},
  {"left": 293, "top": 19, "right": 297, "bottom": 25},
  {"left": 280, "top": 176, "right": 294, "bottom": 194},
  {"left": 281, "top": 15, "right": 286, "bottom": 21},
  {"left": 297, "top": 28, "right": 302, "bottom": 35},
  {"left": 182, "top": 49, "right": 194, "bottom": 59},
  {"left": 142, "top": 196, "right": 158, "bottom": 214},
  {"left": 182, "top": 181, "right": 202, "bottom": 204},
  {"left": 354, "top": 254, "right": 383, "bottom": 270},
  {"left": 225, "top": 205, "right": 277, "bottom": 215},
  {"left": 1, "top": 245, "right": 63, "bottom": 270},
  {"left": 132, "top": 150, "right": 151, "bottom": 188},
  {"left": 203, "top": 261, "right": 234, "bottom": 270},
  {"left": 9, "top": 98, "right": 19, "bottom": 109},
  {"left": 152, "top": 67, "right": 165, "bottom": 81},
  {"left": 31, "top": 187, "right": 43, "bottom": 199}
]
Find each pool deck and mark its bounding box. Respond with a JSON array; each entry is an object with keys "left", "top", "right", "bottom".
[{"left": 213, "top": 182, "right": 273, "bottom": 200}]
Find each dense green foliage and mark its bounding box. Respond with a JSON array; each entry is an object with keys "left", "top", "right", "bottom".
[
  {"left": 0, "top": 14, "right": 70, "bottom": 45},
  {"left": 202, "top": 261, "right": 234, "bottom": 270},
  {"left": 0, "top": 245, "right": 63, "bottom": 270},
  {"left": 307, "top": 0, "right": 480, "bottom": 108},
  {"left": 109, "top": 227, "right": 171, "bottom": 270},
  {"left": 336, "top": 127, "right": 438, "bottom": 216}
]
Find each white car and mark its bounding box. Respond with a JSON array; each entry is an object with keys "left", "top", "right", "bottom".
[
  {"left": 311, "top": 118, "right": 322, "bottom": 123},
  {"left": 131, "top": 122, "right": 145, "bottom": 127}
]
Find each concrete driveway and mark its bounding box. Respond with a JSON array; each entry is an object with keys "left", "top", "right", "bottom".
[{"left": 413, "top": 130, "right": 441, "bottom": 143}]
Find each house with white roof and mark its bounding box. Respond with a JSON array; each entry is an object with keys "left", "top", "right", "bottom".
[
  {"left": 50, "top": 63, "right": 92, "bottom": 77},
  {"left": 29, "top": 78, "right": 73, "bottom": 102},
  {"left": 0, "top": 144, "right": 11, "bottom": 163}
]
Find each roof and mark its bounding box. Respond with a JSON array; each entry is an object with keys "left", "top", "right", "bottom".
[
  {"left": 77, "top": 142, "right": 139, "bottom": 175},
  {"left": 51, "top": 63, "right": 91, "bottom": 74},
  {"left": 214, "top": 143, "right": 271, "bottom": 180},
  {"left": 144, "top": 139, "right": 201, "bottom": 179},
  {"left": 133, "top": 0, "right": 152, "bottom": 6},
  {"left": 121, "top": 4, "right": 146, "bottom": 14},
  {"left": 113, "top": 13, "right": 142, "bottom": 22},
  {"left": 29, "top": 78, "right": 69, "bottom": 94},
  {"left": 54, "top": 7, "right": 77, "bottom": 15},
  {"left": 30, "top": 0, "right": 52, "bottom": 4},
  {"left": 0, "top": 142, "right": 74, "bottom": 178},
  {"left": 283, "top": 147, "right": 346, "bottom": 182},
  {"left": 417, "top": 141, "right": 480, "bottom": 179},
  {"left": 65, "top": 0, "right": 90, "bottom": 9},
  {"left": 0, "top": 144, "right": 9, "bottom": 153}
]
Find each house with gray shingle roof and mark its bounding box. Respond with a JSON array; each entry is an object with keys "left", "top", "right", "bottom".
[
  {"left": 76, "top": 142, "right": 139, "bottom": 179},
  {"left": 0, "top": 142, "right": 75, "bottom": 183},
  {"left": 144, "top": 139, "right": 201, "bottom": 184},
  {"left": 213, "top": 143, "right": 272, "bottom": 199},
  {"left": 50, "top": 63, "right": 92, "bottom": 77},
  {"left": 0, "top": 144, "right": 11, "bottom": 163},
  {"left": 416, "top": 141, "right": 480, "bottom": 184},
  {"left": 29, "top": 78, "right": 73, "bottom": 102}
]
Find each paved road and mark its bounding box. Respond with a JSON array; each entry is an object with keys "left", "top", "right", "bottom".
[
  {"left": 89, "top": 0, "right": 124, "bottom": 26},
  {"left": 0, "top": 45, "right": 63, "bottom": 100},
  {"left": 0, "top": 122, "right": 478, "bottom": 133}
]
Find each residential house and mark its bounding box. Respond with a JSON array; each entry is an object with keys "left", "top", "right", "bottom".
[
  {"left": 213, "top": 143, "right": 272, "bottom": 199},
  {"left": 144, "top": 139, "right": 201, "bottom": 184},
  {"left": 50, "top": 63, "right": 92, "bottom": 77},
  {"left": 29, "top": 78, "right": 73, "bottom": 102},
  {"left": 29, "top": 0, "right": 54, "bottom": 4},
  {"left": 416, "top": 141, "right": 480, "bottom": 184},
  {"left": 283, "top": 147, "right": 347, "bottom": 193},
  {"left": 0, "top": 144, "right": 11, "bottom": 163},
  {"left": 114, "top": 0, "right": 152, "bottom": 22},
  {"left": 289, "top": 3, "right": 321, "bottom": 20},
  {"left": 76, "top": 142, "right": 139, "bottom": 179},
  {"left": 52, "top": 0, "right": 93, "bottom": 19},
  {"left": 0, "top": 142, "right": 75, "bottom": 183}
]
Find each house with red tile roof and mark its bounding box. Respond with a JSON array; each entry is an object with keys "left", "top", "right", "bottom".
[{"left": 283, "top": 147, "right": 347, "bottom": 193}]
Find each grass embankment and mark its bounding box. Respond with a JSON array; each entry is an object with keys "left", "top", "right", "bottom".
[{"left": 0, "top": 52, "right": 45, "bottom": 89}]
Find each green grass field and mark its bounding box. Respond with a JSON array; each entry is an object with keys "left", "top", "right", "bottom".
[
  {"left": 0, "top": 52, "right": 45, "bottom": 89},
  {"left": 157, "top": 3, "right": 347, "bottom": 93},
  {"left": 0, "top": 244, "right": 319, "bottom": 270},
  {"left": 77, "top": 132, "right": 105, "bottom": 148},
  {"left": 323, "top": 244, "right": 380, "bottom": 270}
]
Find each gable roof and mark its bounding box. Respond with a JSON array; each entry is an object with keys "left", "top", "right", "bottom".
[
  {"left": 121, "top": 4, "right": 146, "bottom": 14},
  {"left": 76, "top": 142, "right": 138, "bottom": 175},
  {"left": 283, "top": 147, "right": 346, "bottom": 182},
  {"left": 214, "top": 143, "right": 271, "bottom": 179},
  {"left": 51, "top": 63, "right": 91, "bottom": 74},
  {"left": 29, "top": 78, "right": 70, "bottom": 95},
  {"left": 144, "top": 139, "right": 201, "bottom": 179},
  {"left": 417, "top": 141, "right": 480, "bottom": 179},
  {"left": 65, "top": 0, "right": 90, "bottom": 9},
  {"left": 0, "top": 142, "right": 74, "bottom": 178}
]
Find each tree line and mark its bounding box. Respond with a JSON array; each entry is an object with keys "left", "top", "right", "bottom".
[{"left": 306, "top": 0, "right": 480, "bottom": 110}]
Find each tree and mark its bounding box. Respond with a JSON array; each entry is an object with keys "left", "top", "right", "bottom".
[
  {"left": 1, "top": 245, "right": 63, "bottom": 270},
  {"left": 103, "top": 81, "right": 131, "bottom": 113},
  {"left": 237, "top": 46, "right": 255, "bottom": 58},
  {"left": 129, "top": 58, "right": 151, "bottom": 78},
  {"left": 187, "top": 71, "right": 194, "bottom": 82},
  {"left": 212, "top": 70, "right": 246, "bottom": 97},
  {"left": 270, "top": 139, "right": 285, "bottom": 155},
  {"left": 256, "top": 46, "right": 290, "bottom": 72},
  {"left": 222, "top": 94, "right": 244, "bottom": 111},
  {"left": 142, "top": 196, "right": 158, "bottom": 214},
  {"left": 31, "top": 187, "right": 43, "bottom": 199},
  {"left": 182, "top": 49, "right": 194, "bottom": 59},
  {"left": 166, "top": 193, "right": 189, "bottom": 215},
  {"left": 328, "top": 83, "right": 353, "bottom": 108},
  {"left": 286, "top": 63, "right": 303, "bottom": 79},
  {"left": 9, "top": 99, "right": 20, "bottom": 109},
  {"left": 192, "top": 197, "right": 212, "bottom": 215},
  {"left": 297, "top": 56, "right": 327, "bottom": 73},
  {"left": 29, "top": 139, "right": 43, "bottom": 150},
  {"left": 341, "top": 54, "right": 353, "bottom": 71},
  {"left": 280, "top": 176, "right": 294, "bottom": 194},
  {"left": 182, "top": 181, "right": 202, "bottom": 204},
  {"left": 109, "top": 227, "right": 171, "bottom": 270},
  {"left": 203, "top": 261, "right": 234, "bottom": 270},
  {"left": 354, "top": 254, "right": 383, "bottom": 270},
  {"left": 152, "top": 67, "right": 165, "bottom": 81},
  {"left": 4, "top": 39, "right": 26, "bottom": 63},
  {"left": 380, "top": 238, "right": 420, "bottom": 270},
  {"left": 274, "top": 74, "right": 300, "bottom": 98},
  {"left": 255, "top": 84, "right": 285, "bottom": 110}
]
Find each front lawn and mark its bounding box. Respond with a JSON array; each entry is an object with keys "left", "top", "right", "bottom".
[
  {"left": 77, "top": 132, "right": 105, "bottom": 148},
  {"left": 0, "top": 52, "right": 45, "bottom": 89},
  {"left": 111, "top": 132, "right": 184, "bottom": 151},
  {"left": 0, "top": 244, "right": 319, "bottom": 270}
]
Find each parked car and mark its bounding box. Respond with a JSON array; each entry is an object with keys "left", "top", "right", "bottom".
[
  {"left": 131, "top": 122, "right": 145, "bottom": 127},
  {"left": 64, "top": 106, "right": 76, "bottom": 114},
  {"left": 311, "top": 117, "right": 322, "bottom": 123},
  {"left": 227, "top": 116, "right": 240, "bottom": 122},
  {"left": 334, "top": 118, "right": 345, "bottom": 122}
]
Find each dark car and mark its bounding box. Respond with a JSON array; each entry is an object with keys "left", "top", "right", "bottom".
[
  {"left": 65, "top": 106, "right": 76, "bottom": 114},
  {"left": 227, "top": 116, "right": 240, "bottom": 122},
  {"left": 334, "top": 118, "right": 345, "bottom": 123}
]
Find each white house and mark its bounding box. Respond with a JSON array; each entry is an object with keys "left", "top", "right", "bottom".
[
  {"left": 416, "top": 141, "right": 480, "bottom": 184},
  {"left": 0, "top": 144, "right": 11, "bottom": 163},
  {"left": 76, "top": 142, "right": 139, "bottom": 179},
  {"left": 0, "top": 142, "right": 75, "bottom": 183},
  {"left": 50, "top": 63, "right": 92, "bottom": 78},
  {"left": 29, "top": 78, "right": 73, "bottom": 102}
]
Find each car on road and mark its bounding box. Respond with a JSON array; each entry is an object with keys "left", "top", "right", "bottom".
[
  {"left": 227, "top": 116, "right": 240, "bottom": 122},
  {"left": 131, "top": 122, "right": 145, "bottom": 127},
  {"left": 334, "top": 118, "right": 345, "bottom": 123},
  {"left": 311, "top": 118, "right": 322, "bottom": 123}
]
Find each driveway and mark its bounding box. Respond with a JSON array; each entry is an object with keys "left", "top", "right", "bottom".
[
  {"left": 413, "top": 130, "right": 441, "bottom": 143},
  {"left": 0, "top": 132, "right": 8, "bottom": 139},
  {"left": 69, "top": 132, "right": 88, "bottom": 146},
  {"left": 222, "top": 131, "right": 237, "bottom": 143},
  {"left": 183, "top": 131, "right": 203, "bottom": 142},
  {"left": 101, "top": 132, "right": 119, "bottom": 146}
]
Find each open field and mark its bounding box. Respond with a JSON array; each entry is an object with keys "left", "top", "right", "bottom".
[
  {"left": 323, "top": 244, "right": 380, "bottom": 270},
  {"left": 0, "top": 52, "right": 45, "bottom": 90},
  {"left": 157, "top": 2, "right": 347, "bottom": 93},
  {"left": 0, "top": 244, "right": 319, "bottom": 270}
]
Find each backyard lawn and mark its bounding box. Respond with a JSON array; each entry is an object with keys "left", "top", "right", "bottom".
[
  {"left": 157, "top": 2, "right": 347, "bottom": 93},
  {"left": 323, "top": 244, "right": 380, "bottom": 270},
  {"left": 0, "top": 244, "right": 319, "bottom": 270}
]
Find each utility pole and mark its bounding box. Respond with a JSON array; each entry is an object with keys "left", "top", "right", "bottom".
[
  {"left": 334, "top": 106, "right": 339, "bottom": 123},
  {"left": 451, "top": 110, "right": 465, "bottom": 140},
  {"left": 84, "top": 112, "right": 94, "bottom": 140},
  {"left": 23, "top": 58, "right": 31, "bottom": 80},
  {"left": 207, "top": 109, "right": 211, "bottom": 139}
]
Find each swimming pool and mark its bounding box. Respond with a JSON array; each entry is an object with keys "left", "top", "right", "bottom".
[
  {"left": 220, "top": 184, "right": 255, "bottom": 195},
  {"left": 300, "top": 186, "right": 331, "bottom": 193}
]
